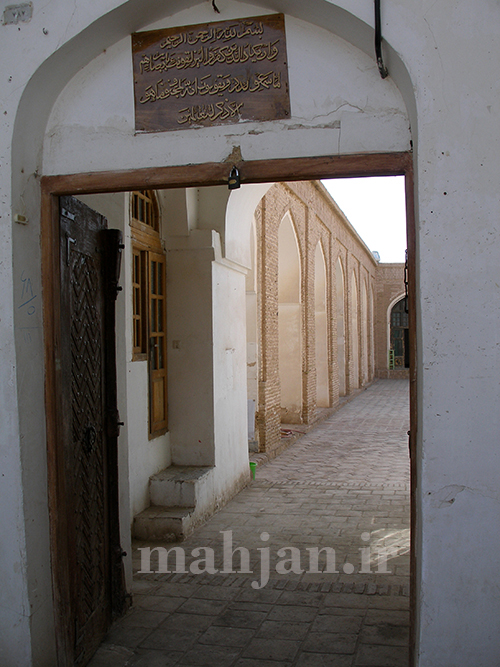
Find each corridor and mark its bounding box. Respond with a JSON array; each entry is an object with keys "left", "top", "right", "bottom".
[{"left": 90, "top": 379, "right": 410, "bottom": 667}]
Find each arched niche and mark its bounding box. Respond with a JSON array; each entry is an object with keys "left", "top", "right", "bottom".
[
  {"left": 336, "top": 257, "right": 347, "bottom": 397},
  {"left": 226, "top": 183, "right": 273, "bottom": 268},
  {"left": 370, "top": 284, "right": 376, "bottom": 379},
  {"left": 278, "top": 213, "right": 302, "bottom": 423},
  {"left": 361, "top": 278, "right": 369, "bottom": 385},
  {"left": 315, "top": 241, "right": 329, "bottom": 408},
  {"left": 350, "top": 270, "right": 359, "bottom": 390}
]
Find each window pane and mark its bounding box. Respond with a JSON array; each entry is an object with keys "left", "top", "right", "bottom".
[
  {"left": 158, "top": 263, "right": 163, "bottom": 295},
  {"left": 158, "top": 299, "right": 163, "bottom": 333},
  {"left": 151, "top": 261, "right": 157, "bottom": 294},
  {"left": 151, "top": 298, "right": 157, "bottom": 332}
]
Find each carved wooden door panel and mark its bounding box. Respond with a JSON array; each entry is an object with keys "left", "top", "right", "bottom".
[{"left": 58, "top": 196, "right": 124, "bottom": 666}]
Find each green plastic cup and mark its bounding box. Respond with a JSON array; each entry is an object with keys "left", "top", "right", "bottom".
[{"left": 249, "top": 461, "right": 257, "bottom": 480}]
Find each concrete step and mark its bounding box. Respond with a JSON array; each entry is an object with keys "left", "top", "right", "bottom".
[
  {"left": 149, "top": 465, "right": 214, "bottom": 508},
  {"left": 132, "top": 506, "right": 196, "bottom": 542}
]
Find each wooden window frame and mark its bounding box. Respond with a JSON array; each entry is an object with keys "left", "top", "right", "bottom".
[
  {"left": 130, "top": 191, "right": 168, "bottom": 437},
  {"left": 130, "top": 189, "right": 160, "bottom": 234},
  {"left": 132, "top": 247, "right": 147, "bottom": 360},
  {"left": 147, "top": 250, "right": 168, "bottom": 435}
]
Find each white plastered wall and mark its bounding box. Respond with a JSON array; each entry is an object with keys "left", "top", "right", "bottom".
[
  {"left": 2, "top": 0, "right": 500, "bottom": 665},
  {"left": 41, "top": 4, "right": 410, "bottom": 177}
]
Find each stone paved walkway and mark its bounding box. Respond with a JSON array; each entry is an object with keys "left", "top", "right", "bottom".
[{"left": 90, "top": 379, "right": 410, "bottom": 667}]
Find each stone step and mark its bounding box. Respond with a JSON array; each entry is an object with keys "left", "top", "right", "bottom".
[
  {"left": 149, "top": 465, "right": 214, "bottom": 508},
  {"left": 132, "top": 506, "right": 196, "bottom": 542}
]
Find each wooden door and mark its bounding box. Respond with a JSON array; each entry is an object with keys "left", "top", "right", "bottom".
[{"left": 57, "top": 196, "right": 126, "bottom": 666}]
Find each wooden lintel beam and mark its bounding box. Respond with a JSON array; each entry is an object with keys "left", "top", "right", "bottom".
[{"left": 41, "top": 152, "right": 412, "bottom": 196}]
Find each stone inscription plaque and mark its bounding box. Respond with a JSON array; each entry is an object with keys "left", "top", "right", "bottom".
[{"left": 132, "top": 14, "right": 290, "bottom": 132}]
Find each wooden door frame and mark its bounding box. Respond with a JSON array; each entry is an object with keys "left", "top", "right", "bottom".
[{"left": 41, "top": 151, "right": 417, "bottom": 665}]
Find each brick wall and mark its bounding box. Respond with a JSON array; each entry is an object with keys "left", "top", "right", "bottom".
[
  {"left": 373, "top": 263, "right": 407, "bottom": 379},
  {"left": 251, "top": 181, "right": 403, "bottom": 454}
]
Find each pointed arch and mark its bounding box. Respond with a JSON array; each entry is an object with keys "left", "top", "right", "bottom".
[{"left": 278, "top": 212, "right": 302, "bottom": 423}]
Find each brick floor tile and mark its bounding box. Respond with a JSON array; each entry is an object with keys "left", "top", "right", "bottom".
[
  {"left": 213, "top": 608, "right": 269, "bottom": 628},
  {"left": 198, "top": 625, "right": 255, "bottom": 647},
  {"left": 323, "top": 593, "right": 370, "bottom": 609},
  {"left": 360, "top": 623, "right": 410, "bottom": 647},
  {"left": 133, "top": 594, "right": 185, "bottom": 613},
  {"left": 139, "top": 626, "right": 199, "bottom": 652},
  {"left": 191, "top": 585, "right": 240, "bottom": 601},
  {"left": 87, "top": 645, "right": 134, "bottom": 667},
  {"left": 159, "top": 612, "right": 214, "bottom": 634},
  {"left": 267, "top": 604, "right": 318, "bottom": 622},
  {"left": 256, "top": 620, "right": 311, "bottom": 641},
  {"left": 234, "top": 660, "right": 292, "bottom": 667},
  {"left": 295, "top": 652, "right": 354, "bottom": 666},
  {"left": 364, "top": 610, "right": 409, "bottom": 626},
  {"left": 236, "top": 587, "right": 283, "bottom": 604},
  {"left": 242, "top": 638, "right": 301, "bottom": 661},
  {"left": 176, "top": 597, "right": 228, "bottom": 615},
  {"left": 311, "top": 615, "right": 362, "bottom": 634},
  {"left": 230, "top": 600, "right": 274, "bottom": 613},
  {"left": 103, "top": 625, "right": 153, "bottom": 649},
  {"left": 116, "top": 609, "right": 169, "bottom": 629},
  {"left": 366, "top": 596, "right": 410, "bottom": 611},
  {"left": 301, "top": 633, "right": 357, "bottom": 654},
  {"left": 131, "top": 580, "right": 161, "bottom": 595},
  {"left": 177, "top": 644, "right": 241, "bottom": 666},
  {"left": 354, "top": 644, "right": 410, "bottom": 666},
  {"left": 276, "top": 590, "right": 324, "bottom": 607},
  {"left": 127, "top": 649, "right": 184, "bottom": 666},
  {"left": 153, "top": 582, "right": 198, "bottom": 597}
]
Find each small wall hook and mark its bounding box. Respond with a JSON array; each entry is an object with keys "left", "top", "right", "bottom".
[{"left": 228, "top": 166, "right": 241, "bottom": 190}]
